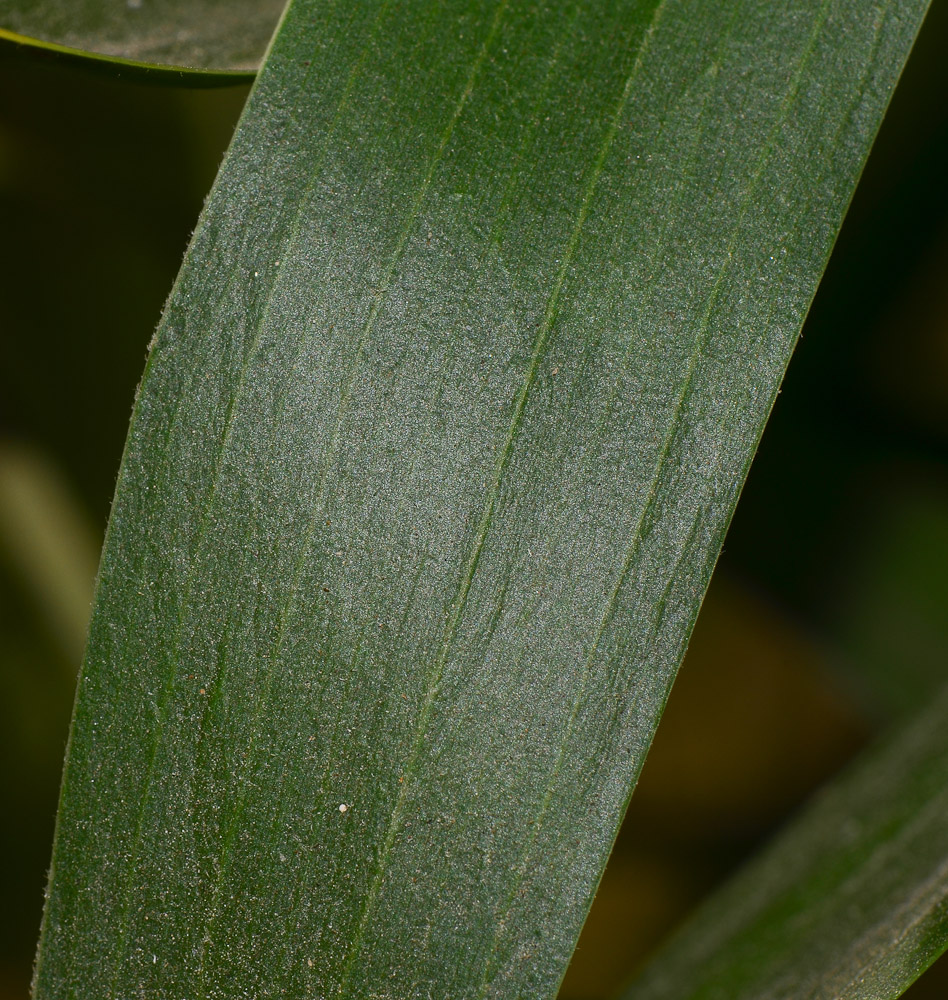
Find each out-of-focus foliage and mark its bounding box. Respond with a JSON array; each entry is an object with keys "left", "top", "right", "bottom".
[
  {"left": 625, "top": 680, "right": 948, "bottom": 1000},
  {"left": 29, "top": 0, "right": 933, "bottom": 996}
]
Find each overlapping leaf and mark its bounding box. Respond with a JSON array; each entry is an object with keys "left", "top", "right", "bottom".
[{"left": 1, "top": 0, "right": 283, "bottom": 73}]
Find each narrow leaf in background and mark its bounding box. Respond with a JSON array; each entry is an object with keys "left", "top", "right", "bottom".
[
  {"left": 32, "top": 0, "right": 930, "bottom": 997},
  {"left": 0, "top": 0, "right": 283, "bottom": 72},
  {"left": 623, "top": 681, "right": 948, "bottom": 1000},
  {"left": 0, "top": 443, "right": 99, "bottom": 668}
]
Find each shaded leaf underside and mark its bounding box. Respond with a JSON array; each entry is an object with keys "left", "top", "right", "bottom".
[
  {"left": 0, "top": 0, "right": 283, "bottom": 73},
  {"left": 33, "top": 0, "right": 929, "bottom": 998}
]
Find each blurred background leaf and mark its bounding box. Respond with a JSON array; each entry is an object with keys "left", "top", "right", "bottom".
[
  {"left": 0, "top": 443, "right": 98, "bottom": 664},
  {"left": 1, "top": 1, "right": 947, "bottom": 996},
  {"left": 622, "top": 679, "right": 948, "bottom": 1000}
]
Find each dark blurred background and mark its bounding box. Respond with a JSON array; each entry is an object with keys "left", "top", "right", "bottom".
[{"left": 1, "top": 5, "right": 946, "bottom": 996}]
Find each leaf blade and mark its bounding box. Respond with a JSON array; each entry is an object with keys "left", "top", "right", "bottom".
[{"left": 33, "top": 0, "right": 930, "bottom": 997}]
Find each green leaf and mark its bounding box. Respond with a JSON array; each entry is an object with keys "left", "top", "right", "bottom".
[
  {"left": 32, "top": 0, "right": 929, "bottom": 997},
  {"left": 0, "top": 0, "right": 284, "bottom": 74},
  {"left": 623, "top": 682, "right": 948, "bottom": 1000}
]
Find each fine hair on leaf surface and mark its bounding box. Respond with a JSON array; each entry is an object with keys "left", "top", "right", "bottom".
[{"left": 27, "top": 0, "right": 937, "bottom": 998}]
